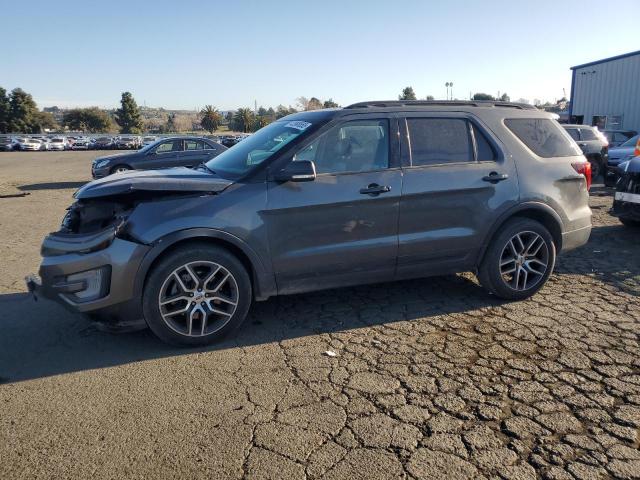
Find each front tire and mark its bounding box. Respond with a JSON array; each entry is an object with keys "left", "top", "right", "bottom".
[
  {"left": 478, "top": 218, "right": 556, "bottom": 300},
  {"left": 111, "top": 165, "right": 131, "bottom": 174},
  {"left": 142, "top": 244, "right": 252, "bottom": 346}
]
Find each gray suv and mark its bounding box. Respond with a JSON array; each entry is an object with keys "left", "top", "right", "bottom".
[{"left": 28, "top": 101, "right": 592, "bottom": 346}]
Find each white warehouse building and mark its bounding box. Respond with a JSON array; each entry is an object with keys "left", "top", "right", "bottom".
[{"left": 569, "top": 50, "right": 640, "bottom": 133}]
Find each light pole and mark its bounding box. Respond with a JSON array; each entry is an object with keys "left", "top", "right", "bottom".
[{"left": 445, "top": 82, "right": 454, "bottom": 100}]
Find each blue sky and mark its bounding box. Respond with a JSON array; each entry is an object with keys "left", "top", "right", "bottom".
[{"left": 2, "top": 0, "right": 638, "bottom": 110}]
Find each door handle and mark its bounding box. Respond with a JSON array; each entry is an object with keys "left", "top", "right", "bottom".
[
  {"left": 482, "top": 172, "right": 509, "bottom": 184},
  {"left": 359, "top": 183, "right": 391, "bottom": 195}
]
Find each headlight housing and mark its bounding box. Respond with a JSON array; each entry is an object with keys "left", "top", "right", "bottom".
[{"left": 95, "top": 159, "right": 110, "bottom": 168}]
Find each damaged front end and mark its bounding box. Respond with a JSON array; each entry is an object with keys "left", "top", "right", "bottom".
[
  {"left": 612, "top": 158, "right": 640, "bottom": 222},
  {"left": 28, "top": 168, "right": 233, "bottom": 313}
]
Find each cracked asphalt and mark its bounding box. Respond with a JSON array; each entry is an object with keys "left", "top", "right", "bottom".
[{"left": 1, "top": 152, "right": 639, "bottom": 479}]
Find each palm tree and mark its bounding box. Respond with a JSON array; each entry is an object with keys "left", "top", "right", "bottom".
[
  {"left": 200, "top": 105, "right": 222, "bottom": 133},
  {"left": 234, "top": 108, "right": 255, "bottom": 133}
]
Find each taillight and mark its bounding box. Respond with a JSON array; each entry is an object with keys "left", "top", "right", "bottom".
[{"left": 572, "top": 161, "right": 592, "bottom": 190}]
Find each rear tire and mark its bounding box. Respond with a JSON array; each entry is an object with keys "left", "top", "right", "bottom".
[
  {"left": 142, "top": 244, "right": 252, "bottom": 346},
  {"left": 478, "top": 218, "right": 556, "bottom": 300}
]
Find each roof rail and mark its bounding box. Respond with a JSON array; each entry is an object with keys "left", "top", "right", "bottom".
[{"left": 344, "top": 100, "right": 537, "bottom": 110}]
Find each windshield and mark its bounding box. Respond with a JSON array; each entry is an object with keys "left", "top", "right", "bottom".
[
  {"left": 205, "top": 120, "right": 314, "bottom": 178},
  {"left": 620, "top": 134, "right": 639, "bottom": 147}
]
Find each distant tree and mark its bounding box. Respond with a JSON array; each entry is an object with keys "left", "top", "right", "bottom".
[
  {"left": 276, "top": 104, "right": 295, "bottom": 119},
  {"left": 233, "top": 108, "right": 255, "bottom": 133},
  {"left": 399, "top": 87, "right": 417, "bottom": 101},
  {"left": 472, "top": 93, "right": 495, "bottom": 101},
  {"left": 306, "top": 97, "right": 323, "bottom": 110},
  {"left": 8, "top": 88, "right": 39, "bottom": 133},
  {"left": 114, "top": 91, "right": 143, "bottom": 134},
  {"left": 296, "top": 96, "right": 310, "bottom": 111},
  {"left": 199, "top": 105, "right": 222, "bottom": 133},
  {"left": 257, "top": 106, "right": 268, "bottom": 117},
  {"left": 34, "top": 111, "right": 58, "bottom": 131},
  {"left": 0, "top": 87, "right": 9, "bottom": 133},
  {"left": 63, "top": 107, "right": 113, "bottom": 133},
  {"left": 165, "top": 113, "right": 176, "bottom": 132},
  {"left": 323, "top": 98, "right": 339, "bottom": 108},
  {"left": 425, "top": 95, "right": 435, "bottom": 101},
  {"left": 254, "top": 115, "right": 271, "bottom": 131},
  {"left": 266, "top": 107, "right": 276, "bottom": 118},
  {"left": 499, "top": 93, "right": 510, "bottom": 102}
]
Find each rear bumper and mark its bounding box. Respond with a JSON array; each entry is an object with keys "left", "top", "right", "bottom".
[
  {"left": 28, "top": 236, "right": 151, "bottom": 313},
  {"left": 561, "top": 224, "right": 592, "bottom": 253}
]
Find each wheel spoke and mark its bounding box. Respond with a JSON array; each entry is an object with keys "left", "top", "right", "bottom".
[
  {"left": 173, "top": 272, "right": 191, "bottom": 293},
  {"left": 520, "top": 267, "right": 528, "bottom": 289},
  {"left": 208, "top": 305, "right": 233, "bottom": 317},
  {"left": 160, "top": 295, "right": 190, "bottom": 306},
  {"left": 184, "top": 264, "right": 200, "bottom": 289},
  {"left": 163, "top": 304, "right": 191, "bottom": 317},
  {"left": 211, "top": 294, "right": 237, "bottom": 306},
  {"left": 208, "top": 272, "right": 230, "bottom": 293},
  {"left": 203, "top": 266, "right": 221, "bottom": 289},
  {"left": 500, "top": 256, "right": 516, "bottom": 267}
]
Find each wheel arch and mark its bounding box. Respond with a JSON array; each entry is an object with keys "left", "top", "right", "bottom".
[
  {"left": 477, "top": 202, "right": 563, "bottom": 267},
  {"left": 133, "top": 228, "right": 276, "bottom": 301}
]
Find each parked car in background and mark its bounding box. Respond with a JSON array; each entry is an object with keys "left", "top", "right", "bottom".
[
  {"left": 562, "top": 124, "right": 608, "bottom": 179},
  {"left": 605, "top": 134, "right": 640, "bottom": 186},
  {"left": 91, "top": 136, "right": 227, "bottom": 178},
  {"left": 21, "top": 138, "right": 43, "bottom": 151},
  {"left": 39, "top": 138, "right": 51, "bottom": 151},
  {"left": 0, "top": 137, "right": 17, "bottom": 151},
  {"left": 115, "top": 136, "right": 141, "bottom": 149},
  {"left": 611, "top": 155, "right": 640, "bottom": 227},
  {"left": 48, "top": 137, "right": 67, "bottom": 150},
  {"left": 30, "top": 101, "right": 592, "bottom": 346},
  {"left": 142, "top": 136, "right": 157, "bottom": 146},
  {"left": 603, "top": 129, "right": 637, "bottom": 148},
  {"left": 92, "top": 136, "right": 116, "bottom": 150},
  {"left": 71, "top": 137, "right": 91, "bottom": 150},
  {"left": 221, "top": 136, "right": 240, "bottom": 148}
]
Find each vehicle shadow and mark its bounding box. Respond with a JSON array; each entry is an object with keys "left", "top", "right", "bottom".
[
  {"left": 0, "top": 274, "right": 503, "bottom": 384},
  {"left": 555, "top": 222, "right": 640, "bottom": 295},
  {"left": 18, "top": 181, "right": 87, "bottom": 191}
]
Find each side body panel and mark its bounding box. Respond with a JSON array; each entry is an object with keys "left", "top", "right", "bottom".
[{"left": 396, "top": 113, "right": 519, "bottom": 277}]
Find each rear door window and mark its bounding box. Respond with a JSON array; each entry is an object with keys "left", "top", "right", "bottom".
[
  {"left": 185, "top": 140, "right": 205, "bottom": 150},
  {"left": 505, "top": 118, "right": 580, "bottom": 157},
  {"left": 565, "top": 128, "right": 579, "bottom": 141},
  {"left": 472, "top": 124, "right": 496, "bottom": 161},
  {"left": 407, "top": 118, "right": 473, "bottom": 166},
  {"left": 579, "top": 128, "right": 597, "bottom": 141}
]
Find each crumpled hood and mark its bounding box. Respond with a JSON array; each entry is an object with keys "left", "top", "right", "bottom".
[{"left": 74, "top": 167, "right": 233, "bottom": 199}]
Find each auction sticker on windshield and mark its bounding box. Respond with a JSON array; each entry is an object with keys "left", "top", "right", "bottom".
[{"left": 285, "top": 121, "right": 312, "bottom": 131}]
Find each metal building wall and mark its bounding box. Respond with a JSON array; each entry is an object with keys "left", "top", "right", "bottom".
[{"left": 570, "top": 52, "right": 640, "bottom": 132}]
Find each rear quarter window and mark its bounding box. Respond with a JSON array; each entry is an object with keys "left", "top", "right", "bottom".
[{"left": 505, "top": 118, "right": 580, "bottom": 158}]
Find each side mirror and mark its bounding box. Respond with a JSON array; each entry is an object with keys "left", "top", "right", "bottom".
[{"left": 274, "top": 160, "right": 316, "bottom": 182}]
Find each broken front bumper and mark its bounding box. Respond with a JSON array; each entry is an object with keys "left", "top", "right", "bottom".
[{"left": 27, "top": 231, "right": 151, "bottom": 313}]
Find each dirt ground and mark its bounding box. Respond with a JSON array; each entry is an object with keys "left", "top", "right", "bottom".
[{"left": 0, "top": 151, "right": 639, "bottom": 479}]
